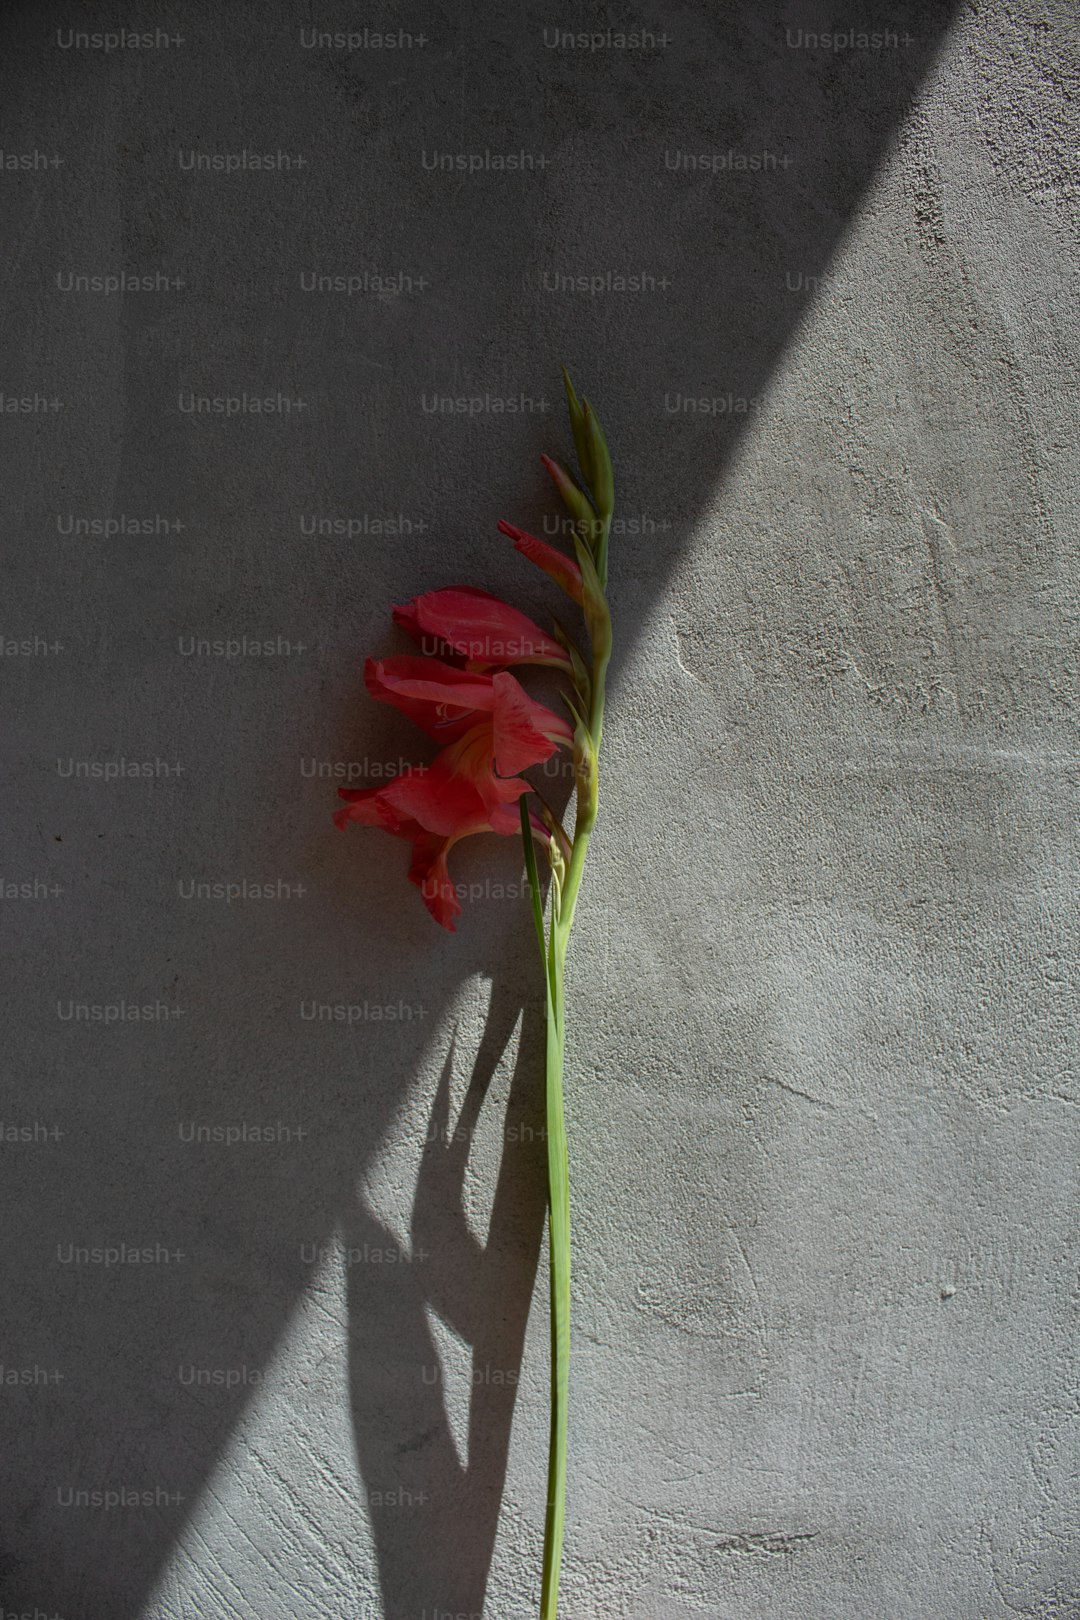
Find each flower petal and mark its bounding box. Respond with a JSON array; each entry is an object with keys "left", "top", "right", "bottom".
[
  {"left": 378, "top": 747, "right": 499, "bottom": 837},
  {"left": 392, "top": 585, "right": 496, "bottom": 661},
  {"left": 365, "top": 656, "right": 495, "bottom": 740},
  {"left": 490, "top": 670, "right": 574, "bottom": 776},
  {"left": 335, "top": 783, "right": 424, "bottom": 837},
  {"left": 408, "top": 833, "right": 462, "bottom": 931},
  {"left": 403, "top": 587, "right": 572, "bottom": 670}
]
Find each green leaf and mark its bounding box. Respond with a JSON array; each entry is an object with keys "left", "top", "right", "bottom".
[
  {"left": 582, "top": 399, "right": 614, "bottom": 520},
  {"left": 559, "top": 689, "right": 590, "bottom": 736},
  {"left": 550, "top": 615, "right": 592, "bottom": 706},
  {"left": 570, "top": 532, "right": 613, "bottom": 663},
  {"left": 520, "top": 794, "right": 547, "bottom": 960}
]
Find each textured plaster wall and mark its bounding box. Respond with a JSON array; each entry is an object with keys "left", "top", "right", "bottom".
[{"left": 2, "top": 3, "right": 1077, "bottom": 1618}]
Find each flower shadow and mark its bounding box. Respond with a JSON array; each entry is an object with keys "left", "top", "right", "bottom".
[{"left": 345, "top": 980, "right": 549, "bottom": 1619}]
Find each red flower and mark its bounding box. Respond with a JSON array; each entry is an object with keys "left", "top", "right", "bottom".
[
  {"left": 335, "top": 729, "right": 549, "bottom": 930},
  {"left": 393, "top": 586, "right": 572, "bottom": 670},
  {"left": 338, "top": 547, "right": 583, "bottom": 928},
  {"left": 339, "top": 630, "right": 571, "bottom": 929}
]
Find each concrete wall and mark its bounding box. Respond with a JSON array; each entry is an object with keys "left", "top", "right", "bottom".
[{"left": 2, "top": 2, "right": 1077, "bottom": 1616}]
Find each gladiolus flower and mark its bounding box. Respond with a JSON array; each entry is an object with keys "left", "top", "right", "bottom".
[
  {"left": 337, "top": 660, "right": 569, "bottom": 929},
  {"left": 393, "top": 586, "right": 572, "bottom": 671},
  {"left": 334, "top": 730, "right": 549, "bottom": 930}
]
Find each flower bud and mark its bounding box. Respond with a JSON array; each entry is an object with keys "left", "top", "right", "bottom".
[
  {"left": 561, "top": 368, "right": 592, "bottom": 487},
  {"left": 541, "top": 454, "right": 598, "bottom": 544}
]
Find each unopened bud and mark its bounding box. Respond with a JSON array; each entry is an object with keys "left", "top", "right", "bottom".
[
  {"left": 561, "top": 367, "right": 593, "bottom": 486},
  {"left": 541, "top": 454, "right": 597, "bottom": 541}
]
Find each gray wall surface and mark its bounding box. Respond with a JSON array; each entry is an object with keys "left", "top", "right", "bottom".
[{"left": 2, "top": 2, "right": 1078, "bottom": 1617}]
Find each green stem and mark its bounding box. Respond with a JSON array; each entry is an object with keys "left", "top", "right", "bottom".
[
  {"left": 539, "top": 927, "right": 569, "bottom": 1620},
  {"left": 522, "top": 511, "right": 612, "bottom": 1620}
]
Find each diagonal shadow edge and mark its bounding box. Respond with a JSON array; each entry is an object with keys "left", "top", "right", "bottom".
[{"left": 0, "top": 3, "right": 971, "bottom": 1616}]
